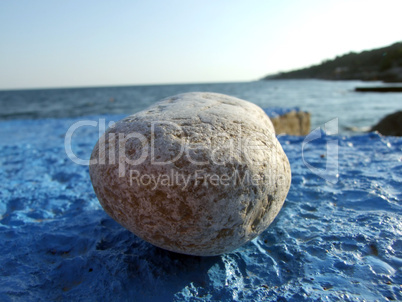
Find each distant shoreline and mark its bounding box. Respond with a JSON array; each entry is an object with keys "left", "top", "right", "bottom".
[{"left": 263, "top": 42, "right": 402, "bottom": 83}]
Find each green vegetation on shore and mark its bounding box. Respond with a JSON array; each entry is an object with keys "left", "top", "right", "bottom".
[{"left": 263, "top": 42, "right": 402, "bottom": 82}]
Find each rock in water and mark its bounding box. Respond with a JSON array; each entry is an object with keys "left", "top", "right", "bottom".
[
  {"left": 371, "top": 110, "right": 402, "bottom": 136},
  {"left": 89, "top": 92, "right": 291, "bottom": 256}
]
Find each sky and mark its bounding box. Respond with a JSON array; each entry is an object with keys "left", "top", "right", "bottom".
[{"left": 0, "top": 0, "right": 401, "bottom": 90}]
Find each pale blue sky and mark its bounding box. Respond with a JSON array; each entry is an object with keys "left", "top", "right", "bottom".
[{"left": 1, "top": 0, "right": 401, "bottom": 90}]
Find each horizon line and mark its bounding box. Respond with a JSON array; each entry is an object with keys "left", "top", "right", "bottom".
[{"left": 0, "top": 79, "right": 263, "bottom": 93}]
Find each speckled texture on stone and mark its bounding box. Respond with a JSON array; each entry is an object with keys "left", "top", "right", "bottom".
[{"left": 89, "top": 92, "right": 291, "bottom": 256}]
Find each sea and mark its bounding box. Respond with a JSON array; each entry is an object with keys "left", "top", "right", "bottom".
[{"left": 1, "top": 79, "right": 401, "bottom": 134}]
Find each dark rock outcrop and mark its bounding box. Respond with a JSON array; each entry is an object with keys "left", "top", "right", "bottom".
[
  {"left": 371, "top": 111, "right": 402, "bottom": 136},
  {"left": 355, "top": 86, "right": 402, "bottom": 92}
]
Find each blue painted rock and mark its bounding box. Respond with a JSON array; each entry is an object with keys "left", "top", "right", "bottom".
[{"left": 89, "top": 92, "right": 291, "bottom": 256}]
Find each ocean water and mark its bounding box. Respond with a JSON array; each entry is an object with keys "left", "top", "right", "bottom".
[
  {"left": 0, "top": 80, "right": 402, "bottom": 301},
  {"left": 1, "top": 79, "right": 401, "bottom": 133}
]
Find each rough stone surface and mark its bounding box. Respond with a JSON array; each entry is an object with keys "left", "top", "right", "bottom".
[
  {"left": 270, "top": 110, "right": 311, "bottom": 136},
  {"left": 89, "top": 92, "right": 291, "bottom": 256}
]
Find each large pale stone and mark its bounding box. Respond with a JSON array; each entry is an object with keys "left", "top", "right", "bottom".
[{"left": 89, "top": 92, "right": 291, "bottom": 256}]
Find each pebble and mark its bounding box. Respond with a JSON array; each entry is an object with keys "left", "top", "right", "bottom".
[{"left": 89, "top": 92, "right": 291, "bottom": 256}]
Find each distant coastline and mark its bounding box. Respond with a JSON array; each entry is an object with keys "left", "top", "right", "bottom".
[{"left": 263, "top": 42, "right": 402, "bottom": 83}]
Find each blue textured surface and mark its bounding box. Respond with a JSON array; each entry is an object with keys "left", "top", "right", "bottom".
[{"left": 0, "top": 114, "right": 401, "bottom": 301}]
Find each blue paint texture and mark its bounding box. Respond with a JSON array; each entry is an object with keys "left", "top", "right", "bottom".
[{"left": 0, "top": 114, "right": 401, "bottom": 301}]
